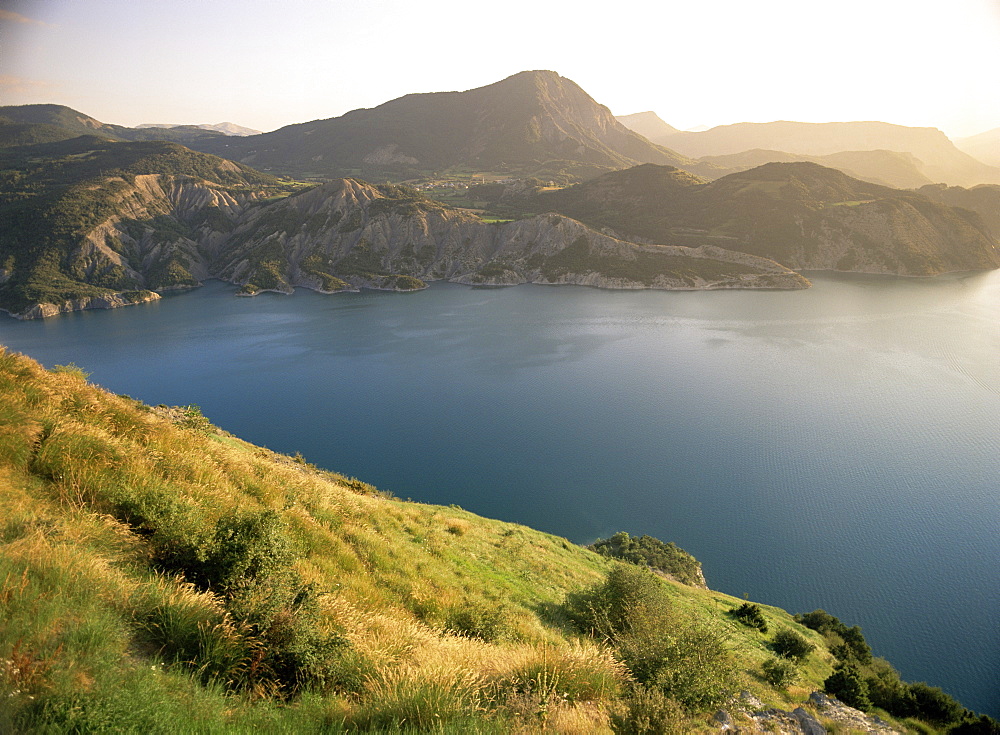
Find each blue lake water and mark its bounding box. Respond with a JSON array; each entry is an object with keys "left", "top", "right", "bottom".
[{"left": 1, "top": 274, "right": 998, "bottom": 717}]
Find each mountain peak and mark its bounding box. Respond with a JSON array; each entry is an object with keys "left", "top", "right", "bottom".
[{"left": 191, "top": 71, "right": 695, "bottom": 180}]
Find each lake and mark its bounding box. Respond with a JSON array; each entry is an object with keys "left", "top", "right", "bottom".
[{"left": 1, "top": 273, "right": 998, "bottom": 717}]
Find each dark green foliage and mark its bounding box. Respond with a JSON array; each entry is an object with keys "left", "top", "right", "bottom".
[
  {"left": 589, "top": 532, "right": 703, "bottom": 587},
  {"left": 198, "top": 510, "right": 294, "bottom": 594},
  {"left": 950, "top": 715, "right": 1000, "bottom": 734},
  {"left": 730, "top": 602, "right": 768, "bottom": 632},
  {"left": 908, "top": 682, "right": 966, "bottom": 725},
  {"left": 824, "top": 664, "right": 872, "bottom": 711},
  {"left": 802, "top": 609, "right": 974, "bottom": 727},
  {"left": 795, "top": 609, "right": 871, "bottom": 664},
  {"left": 761, "top": 657, "right": 797, "bottom": 687},
  {"left": 795, "top": 608, "right": 839, "bottom": 634},
  {"left": 865, "top": 661, "right": 918, "bottom": 717},
  {"left": 771, "top": 629, "right": 814, "bottom": 661}
]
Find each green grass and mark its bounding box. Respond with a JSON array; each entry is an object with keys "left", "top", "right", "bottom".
[{"left": 0, "top": 346, "right": 986, "bottom": 733}]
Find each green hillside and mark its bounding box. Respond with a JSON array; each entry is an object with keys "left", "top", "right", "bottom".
[
  {"left": 0, "top": 348, "right": 992, "bottom": 733},
  {"left": 0, "top": 137, "right": 288, "bottom": 315},
  {"left": 919, "top": 183, "right": 1000, "bottom": 239},
  {"left": 0, "top": 104, "right": 230, "bottom": 146},
  {"left": 516, "top": 162, "right": 1000, "bottom": 276}
]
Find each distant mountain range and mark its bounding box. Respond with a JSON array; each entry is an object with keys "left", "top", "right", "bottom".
[
  {"left": 137, "top": 122, "right": 262, "bottom": 136},
  {"left": 0, "top": 137, "right": 805, "bottom": 318},
  {"left": 617, "top": 117, "right": 1000, "bottom": 188},
  {"left": 1, "top": 70, "right": 999, "bottom": 317},
  {"left": 512, "top": 162, "right": 999, "bottom": 276},
  {"left": 694, "top": 149, "right": 933, "bottom": 190},
  {"left": 955, "top": 127, "right": 1000, "bottom": 167},
  {"left": 189, "top": 70, "right": 721, "bottom": 182},
  {"left": 0, "top": 104, "right": 258, "bottom": 147}
]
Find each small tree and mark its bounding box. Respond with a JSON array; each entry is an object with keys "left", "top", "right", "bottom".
[
  {"left": 762, "top": 657, "right": 797, "bottom": 687},
  {"left": 824, "top": 664, "right": 872, "bottom": 711},
  {"left": 771, "top": 629, "right": 814, "bottom": 661},
  {"left": 731, "top": 602, "right": 768, "bottom": 632}
]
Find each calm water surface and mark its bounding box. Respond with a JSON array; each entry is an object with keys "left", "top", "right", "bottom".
[{"left": 2, "top": 274, "right": 998, "bottom": 717}]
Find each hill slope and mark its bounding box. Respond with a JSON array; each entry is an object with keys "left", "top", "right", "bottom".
[
  {"left": 520, "top": 162, "right": 1000, "bottom": 275},
  {"left": 628, "top": 120, "right": 1000, "bottom": 187},
  {"left": 1, "top": 347, "right": 987, "bottom": 732},
  {"left": 0, "top": 104, "right": 239, "bottom": 146},
  {"left": 918, "top": 183, "right": 1000, "bottom": 239},
  {"left": 697, "top": 148, "right": 934, "bottom": 190},
  {"left": 0, "top": 138, "right": 808, "bottom": 318},
  {"left": 955, "top": 127, "right": 1000, "bottom": 167},
  {"left": 190, "top": 71, "right": 706, "bottom": 181},
  {"left": 0, "top": 137, "right": 287, "bottom": 317}
]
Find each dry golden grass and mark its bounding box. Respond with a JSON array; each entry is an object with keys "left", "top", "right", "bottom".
[{"left": 0, "top": 347, "right": 927, "bottom": 733}]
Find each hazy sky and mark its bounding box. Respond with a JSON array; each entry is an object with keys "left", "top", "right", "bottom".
[{"left": 2, "top": 0, "right": 999, "bottom": 138}]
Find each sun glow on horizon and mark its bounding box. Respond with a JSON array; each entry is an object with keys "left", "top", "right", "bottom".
[{"left": 1, "top": 0, "right": 998, "bottom": 139}]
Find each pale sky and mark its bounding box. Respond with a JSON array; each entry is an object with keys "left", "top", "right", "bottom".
[{"left": 2, "top": 0, "right": 999, "bottom": 139}]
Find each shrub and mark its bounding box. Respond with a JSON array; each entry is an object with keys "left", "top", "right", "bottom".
[
  {"left": 225, "top": 579, "right": 345, "bottom": 696},
  {"left": 176, "top": 509, "right": 295, "bottom": 595},
  {"left": 824, "top": 664, "right": 871, "bottom": 711},
  {"left": 566, "top": 564, "right": 739, "bottom": 711},
  {"left": 771, "top": 629, "right": 814, "bottom": 661},
  {"left": 865, "top": 660, "right": 917, "bottom": 717},
  {"left": 564, "top": 563, "right": 672, "bottom": 642},
  {"left": 761, "top": 657, "right": 797, "bottom": 687},
  {"left": 617, "top": 616, "right": 741, "bottom": 711},
  {"left": 610, "top": 685, "right": 688, "bottom": 734},
  {"left": 908, "top": 681, "right": 965, "bottom": 725},
  {"left": 795, "top": 609, "right": 870, "bottom": 664},
  {"left": 589, "top": 532, "right": 703, "bottom": 587},
  {"left": 731, "top": 602, "right": 768, "bottom": 632},
  {"left": 502, "top": 646, "right": 625, "bottom": 705},
  {"left": 445, "top": 600, "right": 512, "bottom": 643}
]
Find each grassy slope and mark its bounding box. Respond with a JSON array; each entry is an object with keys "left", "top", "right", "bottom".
[{"left": 0, "top": 347, "right": 942, "bottom": 732}]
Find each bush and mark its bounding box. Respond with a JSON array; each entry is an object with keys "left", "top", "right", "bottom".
[
  {"left": 731, "top": 602, "right": 768, "bottom": 632},
  {"left": 824, "top": 664, "right": 871, "bottom": 711},
  {"left": 502, "top": 646, "right": 624, "bottom": 705},
  {"left": 566, "top": 564, "right": 740, "bottom": 711},
  {"left": 445, "top": 600, "right": 512, "bottom": 643},
  {"left": 610, "top": 685, "right": 688, "bottom": 734},
  {"left": 771, "top": 629, "right": 814, "bottom": 661},
  {"left": 589, "top": 532, "right": 703, "bottom": 587},
  {"left": 795, "top": 609, "right": 870, "bottom": 664},
  {"left": 908, "top": 681, "right": 965, "bottom": 725},
  {"left": 564, "top": 563, "right": 672, "bottom": 642},
  {"left": 761, "top": 657, "right": 797, "bottom": 687}
]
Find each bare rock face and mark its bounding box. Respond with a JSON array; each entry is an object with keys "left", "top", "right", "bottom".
[
  {"left": 717, "top": 691, "right": 902, "bottom": 734},
  {"left": 7, "top": 176, "right": 808, "bottom": 318},
  {"left": 807, "top": 691, "right": 899, "bottom": 733},
  {"left": 212, "top": 178, "right": 809, "bottom": 299},
  {"left": 6, "top": 291, "right": 161, "bottom": 320}
]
